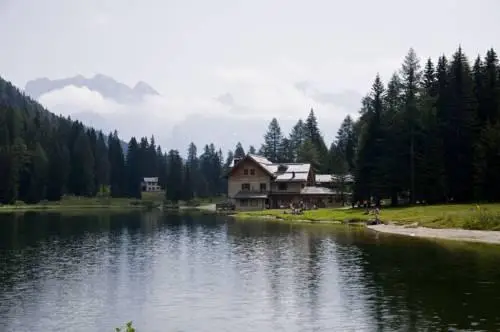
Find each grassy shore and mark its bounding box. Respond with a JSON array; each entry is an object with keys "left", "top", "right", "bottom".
[
  {"left": 234, "top": 204, "right": 500, "bottom": 230},
  {"left": 0, "top": 194, "right": 164, "bottom": 213},
  {"left": 0, "top": 193, "right": 227, "bottom": 214}
]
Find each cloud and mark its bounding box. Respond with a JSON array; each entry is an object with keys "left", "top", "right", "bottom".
[
  {"left": 294, "top": 81, "right": 363, "bottom": 112},
  {"left": 36, "top": 65, "right": 363, "bottom": 152},
  {"left": 215, "top": 92, "right": 235, "bottom": 106},
  {"left": 38, "top": 85, "right": 177, "bottom": 143},
  {"left": 39, "top": 85, "right": 119, "bottom": 115}
]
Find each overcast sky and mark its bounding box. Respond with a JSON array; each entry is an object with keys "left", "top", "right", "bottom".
[{"left": 1, "top": 0, "right": 500, "bottom": 148}]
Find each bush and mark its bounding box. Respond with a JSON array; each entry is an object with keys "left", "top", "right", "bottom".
[{"left": 115, "top": 321, "right": 135, "bottom": 332}]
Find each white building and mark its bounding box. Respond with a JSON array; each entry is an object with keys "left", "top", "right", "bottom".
[{"left": 142, "top": 177, "right": 161, "bottom": 192}]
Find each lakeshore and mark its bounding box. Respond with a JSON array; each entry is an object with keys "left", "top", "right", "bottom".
[
  {"left": 233, "top": 203, "right": 500, "bottom": 244},
  {"left": 0, "top": 195, "right": 163, "bottom": 213},
  {"left": 367, "top": 224, "right": 500, "bottom": 244}
]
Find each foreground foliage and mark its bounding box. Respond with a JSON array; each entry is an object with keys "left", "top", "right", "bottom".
[{"left": 115, "top": 321, "right": 135, "bottom": 332}]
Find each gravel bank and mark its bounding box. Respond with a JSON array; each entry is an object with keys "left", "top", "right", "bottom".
[{"left": 367, "top": 224, "right": 500, "bottom": 245}]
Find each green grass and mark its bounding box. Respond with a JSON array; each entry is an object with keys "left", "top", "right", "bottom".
[
  {"left": 0, "top": 194, "right": 159, "bottom": 213},
  {"left": 0, "top": 192, "right": 225, "bottom": 214},
  {"left": 140, "top": 191, "right": 166, "bottom": 202},
  {"left": 234, "top": 204, "right": 500, "bottom": 230}
]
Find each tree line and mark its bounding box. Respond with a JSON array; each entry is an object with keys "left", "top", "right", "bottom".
[
  {"left": 351, "top": 46, "right": 500, "bottom": 205},
  {"left": 0, "top": 77, "right": 227, "bottom": 204},
  {"left": 238, "top": 46, "right": 500, "bottom": 206}
]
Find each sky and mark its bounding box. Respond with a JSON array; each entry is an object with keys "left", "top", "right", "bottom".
[{"left": 1, "top": 0, "right": 500, "bottom": 151}]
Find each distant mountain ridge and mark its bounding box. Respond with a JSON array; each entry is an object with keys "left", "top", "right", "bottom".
[{"left": 24, "top": 74, "right": 159, "bottom": 104}]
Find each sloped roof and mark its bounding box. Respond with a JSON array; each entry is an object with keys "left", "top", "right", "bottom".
[
  {"left": 275, "top": 172, "right": 309, "bottom": 182},
  {"left": 268, "top": 163, "right": 311, "bottom": 173},
  {"left": 315, "top": 174, "right": 355, "bottom": 183},
  {"left": 227, "top": 154, "right": 275, "bottom": 177},
  {"left": 143, "top": 177, "right": 158, "bottom": 182},
  {"left": 316, "top": 174, "right": 333, "bottom": 183},
  {"left": 300, "top": 186, "right": 336, "bottom": 195},
  {"left": 227, "top": 154, "right": 311, "bottom": 182},
  {"left": 248, "top": 154, "right": 273, "bottom": 165}
]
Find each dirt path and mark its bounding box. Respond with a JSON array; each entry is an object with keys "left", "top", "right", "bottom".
[{"left": 367, "top": 224, "right": 500, "bottom": 245}]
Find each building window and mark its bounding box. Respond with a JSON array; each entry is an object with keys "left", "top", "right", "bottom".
[
  {"left": 241, "top": 183, "right": 250, "bottom": 191},
  {"left": 250, "top": 169, "right": 255, "bottom": 175},
  {"left": 243, "top": 169, "right": 249, "bottom": 175},
  {"left": 278, "top": 183, "right": 288, "bottom": 191},
  {"left": 240, "top": 199, "right": 248, "bottom": 206},
  {"left": 250, "top": 199, "right": 258, "bottom": 206},
  {"left": 260, "top": 183, "right": 267, "bottom": 192}
]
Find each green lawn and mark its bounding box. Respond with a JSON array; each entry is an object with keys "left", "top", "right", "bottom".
[
  {"left": 0, "top": 193, "right": 224, "bottom": 214},
  {"left": 0, "top": 195, "right": 159, "bottom": 213},
  {"left": 235, "top": 203, "right": 500, "bottom": 230}
]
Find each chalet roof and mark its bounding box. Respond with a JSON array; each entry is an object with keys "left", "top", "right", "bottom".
[
  {"left": 227, "top": 154, "right": 311, "bottom": 182},
  {"left": 266, "top": 163, "right": 311, "bottom": 174},
  {"left": 143, "top": 177, "right": 158, "bottom": 182},
  {"left": 300, "top": 186, "right": 336, "bottom": 195},
  {"left": 315, "top": 174, "right": 333, "bottom": 183},
  {"left": 248, "top": 154, "right": 273, "bottom": 165},
  {"left": 315, "top": 174, "right": 355, "bottom": 183},
  {"left": 248, "top": 155, "right": 311, "bottom": 180},
  {"left": 275, "top": 172, "right": 309, "bottom": 182}
]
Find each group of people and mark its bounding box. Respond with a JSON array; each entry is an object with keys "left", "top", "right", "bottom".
[
  {"left": 285, "top": 201, "right": 319, "bottom": 215},
  {"left": 350, "top": 199, "right": 382, "bottom": 224}
]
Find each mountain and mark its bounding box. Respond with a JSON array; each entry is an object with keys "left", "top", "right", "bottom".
[{"left": 24, "top": 74, "right": 159, "bottom": 104}]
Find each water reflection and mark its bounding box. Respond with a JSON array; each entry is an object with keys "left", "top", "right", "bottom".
[{"left": 1, "top": 212, "right": 500, "bottom": 331}]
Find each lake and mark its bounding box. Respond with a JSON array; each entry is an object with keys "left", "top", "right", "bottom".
[{"left": 1, "top": 211, "right": 500, "bottom": 331}]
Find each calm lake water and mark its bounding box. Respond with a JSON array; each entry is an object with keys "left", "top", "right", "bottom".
[{"left": 1, "top": 211, "right": 500, "bottom": 332}]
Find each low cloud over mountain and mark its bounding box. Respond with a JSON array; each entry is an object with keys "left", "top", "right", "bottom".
[{"left": 25, "top": 74, "right": 159, "bottom": 104}]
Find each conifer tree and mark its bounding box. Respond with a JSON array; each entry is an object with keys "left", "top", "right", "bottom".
[
  {"left": 289, "top": 119, "right": 305, "bottom": 162},
  {"left": 166, "top": 149, "right": 183, "bottom": 203},
  {"left": 234, "top": 142, "right": 246, "bottom": 158},
  {"left": 108, "top": 131, "right": 126, "bottom": 197},
  {"left": 125, "top": 137, "right": 142, "bottom": 199},
  {"left": 304, "top": 109, "right": 328, "bottom": 171},
  {"left": 262, "top": 118, "right": 283, "bottom": 162}
]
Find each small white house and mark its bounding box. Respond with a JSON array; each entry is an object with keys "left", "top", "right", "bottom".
[{"left": 142, "top": 177, "right": 161, "bottom": 192}]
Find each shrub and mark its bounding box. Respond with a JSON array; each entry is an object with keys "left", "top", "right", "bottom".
[{"left": 115, "top": 321, "right": 135, "bottom": 332}]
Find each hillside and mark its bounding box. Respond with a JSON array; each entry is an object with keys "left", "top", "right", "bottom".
[
  {"left": 0, "top": 75, "right": 228, "bottom": 206},
  {"left": 0, "top": 76, "right": 128, "bottom": 153}
]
